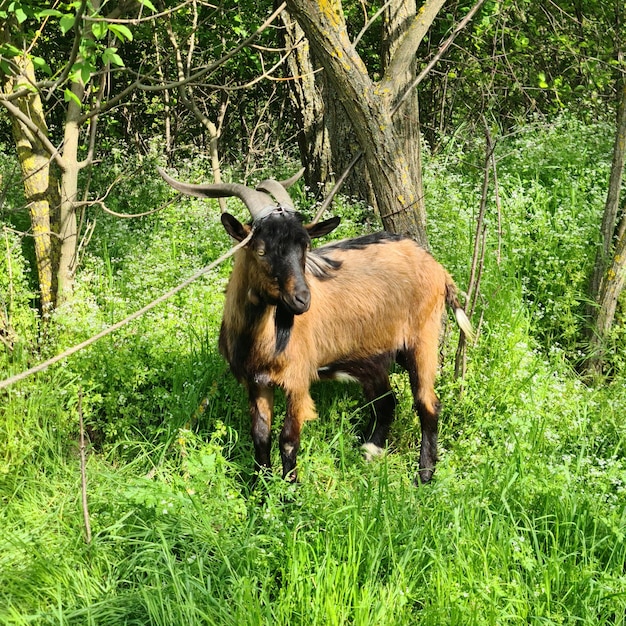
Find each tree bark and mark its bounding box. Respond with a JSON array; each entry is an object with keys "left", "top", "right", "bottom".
[
  {"left": 1, "top": 55, "right": 60, "bottom": 318},
  {"left": 57, "top": 79, "right": 83, "bottom": 303},
  {"left": 382, "top": 0, "right": 424, "bottom": 225},
  {"left": 279, "top": 7, "right": 332, "bottom": 189},
  {"left": 285, "top": 0, "right": 446, "bottom": 246},
  {"left": 586, "top": 79, "right": 626, "bottom": 376}
]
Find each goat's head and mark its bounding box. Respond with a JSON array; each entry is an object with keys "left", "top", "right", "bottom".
[{"left": 158, "top": 167, "right": 340, "bottom": 315}]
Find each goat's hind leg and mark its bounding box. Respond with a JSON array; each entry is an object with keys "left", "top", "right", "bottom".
[
  {"left": 400, "top": 343, "right": 441, "bottom": 484},
  {"left": 318, "top": 356, "right": 396, "bottom": 461}
]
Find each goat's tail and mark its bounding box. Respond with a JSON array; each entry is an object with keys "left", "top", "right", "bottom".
[{"left": 445, "top": 280, "right": 474, "bottom": 343}]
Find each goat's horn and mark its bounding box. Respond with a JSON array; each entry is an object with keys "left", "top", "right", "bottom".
[
  {"left": 157, "top": 167, "right": 274, "bottom": 219},
  {"left": 256, "top": 168, "right": 305, "bottom": 210},
  {"left": 255, "top": 180, "right": 294, "bottom": 209}
]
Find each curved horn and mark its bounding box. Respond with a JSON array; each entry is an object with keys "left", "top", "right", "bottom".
[
  {"left": 256, "top": 168, "right": 305, "bottom": 210},
  {"left": 281, "top": 167, "right": 305, "bottom": 188},
  {"left": 157, "top": 167, "right": 274, "bottom": 219},
  {"left": 255, "top": 180, "right": 295, "bottom": 210}
]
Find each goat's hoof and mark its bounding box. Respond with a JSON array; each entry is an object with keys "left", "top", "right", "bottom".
[
  {"left": 362, "top": 442, "right": 385, "bottom": 462},
  {"left": 415, "top": 468, "right": 435, "bottom": 485},
  {"left": 282, "top": 469, "right": 298, "bottom": 484}
]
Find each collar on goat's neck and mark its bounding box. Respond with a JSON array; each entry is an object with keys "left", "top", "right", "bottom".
[{"left": 253, "top": 204, "right": 295, "bottom": 222}]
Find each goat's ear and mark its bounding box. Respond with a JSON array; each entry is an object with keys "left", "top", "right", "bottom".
[
  {"left": 306, "top": 216, "right": 341, "bottom": 239},
  {"left": 221, "top": 213, "right": 251, "bottom": 242}
]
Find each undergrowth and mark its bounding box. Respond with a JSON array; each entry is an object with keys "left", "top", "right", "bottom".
[{"left": 0, "top": 118, "right": 624, "bottom": 625}]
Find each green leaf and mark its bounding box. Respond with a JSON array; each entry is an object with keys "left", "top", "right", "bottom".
[
  {"left": 0, "top": 43, "right": 22, "bottom": 58},
  {"left": 64, "top": 88, "right": 82, "bottom": 108},
  {"left": 138, "top": 0, "right": 156, "bottom": 10},
  {"left": 537, "top": 72, "right": 549, "bottom": 89},
  {"left": 60, "top": 14, "right": 75, "bottom": 34},
  {"left": 91, "top": 21, "right": 108, "bottom": 40},
  {"left": 36, "top": 9, "right": 63, "bottom": 18},
  {"left": 102, "top": 47, "right": 124, "bottom": 67},
  {"left": 69, "top": 59, "right": 95, "bottom": 85},
  {"left": 108, "top": 23, "right": 133, "bottom": 42},
  {"left": 81, "top": 61, "right": 95, "bottom": 84},
  {"left": 14, "top": 7, "right": 27, "bottom": 23},
  {"left": 32, "top": 56, "right": 52, "bottom": 76}
]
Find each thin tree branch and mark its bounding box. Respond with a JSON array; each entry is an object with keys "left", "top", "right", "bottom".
[
  {"left": 78, "top": 2, "right": 287, "bottom": 124},
  {"left": 0, "top": 230, "right": 254, "bottom": 391},
  {"left": 84, "top": 0, "right": 199, "bottom": 24},
  {"left": 45, "top": 0, "right": 88, "bottom": 100},
  {"left": 353, "top": 0, "right": 395, "bottom": 48},
  {"left": 392, "top": 0, "right": 486, "bottom": 116}
]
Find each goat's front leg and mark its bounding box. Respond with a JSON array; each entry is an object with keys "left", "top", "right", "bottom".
[
  {"left": 248, "top": 383, "right": 274, "bottom": 476},
  {"left": 280, "top": 389, "right": 316, "bottom": 482}
]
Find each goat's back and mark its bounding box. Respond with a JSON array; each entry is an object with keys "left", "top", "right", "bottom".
[{"left": 288, "top": 234, "right": 450, "bottom": 377}]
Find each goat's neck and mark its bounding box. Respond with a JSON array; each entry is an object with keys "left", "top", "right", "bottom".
[{"left": 224, "top": 252, "right": 273, "bottom": 333}]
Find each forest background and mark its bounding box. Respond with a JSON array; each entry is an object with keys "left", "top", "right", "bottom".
[{"left": 0, "top": 1, "right": 625, "bottom": 624}]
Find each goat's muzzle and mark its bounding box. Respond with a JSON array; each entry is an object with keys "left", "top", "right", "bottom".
[{"left": 281, "top": 286, "right": 311, "bottom": 315}]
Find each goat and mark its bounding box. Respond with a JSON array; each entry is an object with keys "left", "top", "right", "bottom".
[{"left": 158, "top": 167, "right": 473, "bottom": 484}]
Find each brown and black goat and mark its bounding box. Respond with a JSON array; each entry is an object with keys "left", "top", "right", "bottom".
[{"left": 159, "top": 167, "right": 473, "bottom": 484}]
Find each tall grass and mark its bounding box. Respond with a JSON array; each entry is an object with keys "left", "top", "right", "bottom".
[{"left": 1, "top": 119, "right": 625, "bottom": 624}]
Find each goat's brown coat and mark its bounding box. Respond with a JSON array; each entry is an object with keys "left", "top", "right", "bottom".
[{"left": 219, "top": 234, "right": 469, "bottom": 483}]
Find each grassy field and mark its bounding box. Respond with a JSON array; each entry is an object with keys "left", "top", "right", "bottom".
[{"left": 1, "top": 117, "right": 625, "bottom": 624}]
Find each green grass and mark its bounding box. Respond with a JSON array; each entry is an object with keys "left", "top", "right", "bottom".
[{"left": 1, "top": 120, "right": 625, "bottom": 624}]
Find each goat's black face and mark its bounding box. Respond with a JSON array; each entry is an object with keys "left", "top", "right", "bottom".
[
  {"left": 254, "top": 213, "right": 312, "bottom": 314},
  {"left": 221, "top": 211, "right": 340, "bottom": 315}
]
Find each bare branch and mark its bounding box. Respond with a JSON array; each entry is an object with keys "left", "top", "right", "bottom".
[
  {"left": 353, "top": 0, "right": 395, "bottom": 49},
  {"left": 312, "top": 152, "right": 362, "bottom": 224},
  {"left": 392, "top": 0, "right": 487, "bottom": 116},
  {"left": 45, "top": 0, "right": 88, "bottom": 100},
  {"left": 78, "top": 2, "right": 287, "bottom": 124},
  {"left": 84, "top": 0, "right": 200, "bottom": 24},
  {"left": 78, "top": 388, "right": 92, "bottom": 544},
  {"left": 0, "top": 231, "right": 254, "bottom": 391}
]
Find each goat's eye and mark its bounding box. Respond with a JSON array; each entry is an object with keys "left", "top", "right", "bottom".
[{"left": 257, "top": 248, "right": 265, "bottom": 256}]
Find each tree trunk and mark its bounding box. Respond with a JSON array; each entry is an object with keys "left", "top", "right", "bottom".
[
  {"left": 585, "top": 79, "right": 626, "bottom": 376},
  {"left": 285, "top": 0, "right": 445, "bottom": 247},
  {"left": 1, "top": 55, "right": 60, "bottom": 318},
  {"left": 382, "top": 0, "right": 424, "bottom": 225},
  {"left": 57, "top": 79, "right": 83, "bottom": 303},
  {"left": 279, "top": 7, "right": 333, "bottom": 189}
]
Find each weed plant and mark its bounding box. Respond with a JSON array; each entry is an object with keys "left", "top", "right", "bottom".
[{"left": 1, "top": 118, "right": 625, "bottom": 624}]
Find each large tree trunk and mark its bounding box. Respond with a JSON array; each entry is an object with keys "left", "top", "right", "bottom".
[
  {"left": 279, "top": 7, "right": 332, "bottom": 189},
  {"left": 2, "top": 55, "right": 60, "bottom": 318},
  {"left": 285, "top": 0, "right": 446, "bottom": 247},
  {"left": 383, "top": 0, "right": 424, "bottom": 224}
]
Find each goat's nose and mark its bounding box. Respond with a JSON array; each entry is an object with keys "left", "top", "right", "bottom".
[
  {"left": 294, "top": 289, "right": 310, "bottom": 310},
  {"left": 288, "top": 286, "right": 310, "bottom": 314}
]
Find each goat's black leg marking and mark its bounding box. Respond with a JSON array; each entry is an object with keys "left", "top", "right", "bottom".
[
  {"left": 400, "top": 346, "right": 440, "bottom": 484},
  {"left": 362, "top": 366, "right": 396, "bottom": 452},
  {"left": 280, "top": 390, "right": 316, "bottom": 483},
  {"left": 248, "top": 383, "right": 274, "bottom": 475}
]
